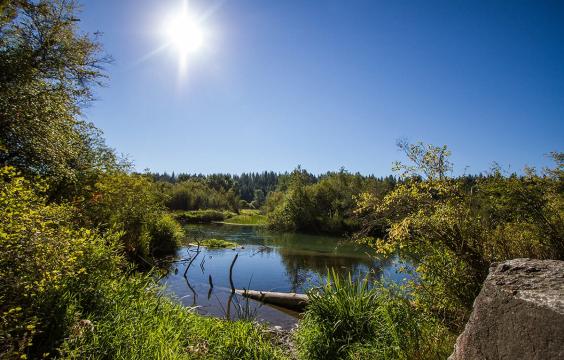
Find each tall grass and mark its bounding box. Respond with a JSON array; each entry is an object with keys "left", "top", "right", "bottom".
[
  {"left": 59, "top": 275, "right": 287, "bottom": 360},
  {"left": 223, "top": 210, "right": 267, "bottom": 226},
  {"left": 295, "top": 270, "right": 454, "bottom": 360}
]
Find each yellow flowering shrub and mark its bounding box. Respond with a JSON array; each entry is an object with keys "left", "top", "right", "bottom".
[{"left": 0, "top": 167, "right": 122, "bottom": 359}]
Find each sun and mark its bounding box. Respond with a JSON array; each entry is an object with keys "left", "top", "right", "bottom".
[
  {"left": 164, "top": 11, "right": 204, "bottom": 55},
  {"left": 160, "top": 1, "right": 207, "bottom": 74}
]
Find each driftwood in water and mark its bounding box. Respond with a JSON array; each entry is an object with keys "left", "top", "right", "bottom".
[
  {"left": 235, "top": 289, "right": 309, "bottom": 312},
  {"left": 229, "top": 253, "right": 238, "bottom": 294},
  {"left": 183, "top": 241, "right": 201, "bottom": 277}
]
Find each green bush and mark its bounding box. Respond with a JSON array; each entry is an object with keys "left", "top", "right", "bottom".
[
  {"left": 266, "top": 168, "right": 392, "bottom": 234},
  {"left": 295, "top": 271, "right": 454, "bottom": 360},
  {"left": 0, "top": 166, "right": 123, "bottom": 359},
  {"left": 356, "top": 145, "right": 564, "bottom": 331},
  {"left": 149, "top": 213, "right": 184, "bottom": 256},
  {"left": 0, "top": 167, "right": 287, "bottom": 360},
  {"left": 80, "top": 172, "right": 163, "bottom": 260}
]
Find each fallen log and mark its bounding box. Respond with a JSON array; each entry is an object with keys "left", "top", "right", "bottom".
[{"left": 235, "top": 289, "right": 309, "bottom": 312}]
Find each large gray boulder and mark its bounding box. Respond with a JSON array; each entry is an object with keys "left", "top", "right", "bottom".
[{"left": 449, "top": 258, "right": 564, "bottom": 360}]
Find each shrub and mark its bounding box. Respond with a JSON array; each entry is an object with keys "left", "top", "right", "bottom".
[
  {"left": 148, "top": 213, "right": 184, "bottom": 256},
  {"left": 80, "top": 172, "right": 163, "bottom": 260},
  {"left": 295, "top": 271, "right": 454, "bottom": 360},
  {"left": 356, "top": 146, "right": 564, "bottom": 331},
  {"left": 165, "top": 180, "right": 239, "bottom": 211},
  {"left": 266, "top": 168, "right": 388, "bottom": 234},
  {"left": 0, "top": 167, "right": 286, "bottom": 360},
  {"left": 0, "top": 166, "right": 123, "bottom": 359}
]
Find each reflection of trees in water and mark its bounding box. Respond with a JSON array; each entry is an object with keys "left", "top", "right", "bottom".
[
  {"left": 278, "top": 248, "right": 392, "bottom": 292},
  {"left": 249, "top": 245, "right": 275, "bottom": 257},
  {"left": 182, "top": 224, "right": 399, "bottom": 292}
]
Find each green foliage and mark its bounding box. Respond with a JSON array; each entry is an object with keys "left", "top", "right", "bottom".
[
  {"left": 268, "top": 168, "right": 395, "bottom": 234},
  {"left": 149, "top": 213, "right": 184, "bottom": 256},
  {"left": 151, "top": 171, "right": 280, "bottom": 204},
  {"left": 0, "top": 166, "right": 123, "bottom": 359},
  {"left": 253, "top": 189, "right": 266, "bottom": 207},
  {"left": 356, "top": 145, "right": 564, "bottom": 330},
  {"left": 59, "top": 276, "right": 286, "bottom": 360},
  {"left": 0, "top": 0, "right": 118, "bottom": 198},
  {"left": 223, "top": 209, "right": 267, "bottom": 226},
  {"left": 199, "top": 239, "right": 238, "bottom": 248},
  {"left": 392, "top": 140, "right": 452, "bottom": 180},
  {"left": 165, "top": 180, "right": 239, "bottom": 212},
  {"left": 295, "top": 271, "right": 454, "bottom": 360},
  {"left": 0, "top": 166, "right": 286, "bottom": 359},
  {"left": 267, "top": 167, "right": 316, "bottom": 232},
  {"left": 174, "top": 209, "right": 235, "bottom": 223},
  {"left": 80, "top": 172, "right": 164, "bottom": 260}
]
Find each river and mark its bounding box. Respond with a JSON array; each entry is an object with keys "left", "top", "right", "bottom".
[{"left": 161, "top": 223, "right": 407, "bottom": 328}]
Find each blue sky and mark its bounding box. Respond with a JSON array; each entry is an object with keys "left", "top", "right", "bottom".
[{"left": 80, "top": 0, "right": 563, "bottom": 175}]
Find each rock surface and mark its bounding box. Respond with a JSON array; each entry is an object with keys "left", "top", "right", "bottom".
[{"left": 449, "top": 258, "right": 564, "bottom": 360}]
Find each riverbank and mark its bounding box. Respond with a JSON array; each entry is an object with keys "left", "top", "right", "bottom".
[
  {"left": 220, "top": 209, "right": 268, "bottom": 226},
  {"left": 172, "top": 209, "right": 267, "bottom": 226}
]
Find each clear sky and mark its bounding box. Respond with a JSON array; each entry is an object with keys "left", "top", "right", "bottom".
[{"left": 79, "top": 0, "right": 563, "bottom": 175}]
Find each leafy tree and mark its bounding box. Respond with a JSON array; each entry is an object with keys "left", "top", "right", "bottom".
[
  {"left": 266, "top": 167, "right": 397, "bottom": 234},
  {"left": 80, "top": 172, "right": 182, "bottom": 260},
  {"left": 164, "top": 179, "right": 239, "bottom": 211},
  {"left": 0, "top": 0, "right": 117, "bottom": 197},
  {"left": 253, "top": 188, "right": 265, "bottom": 206},
  {"left": 267, "top": 167, "right": 315, "bottom": 231},
  {"left": 356, "top": 144, "right": 564, "bottom": 330},
  {"left": 392, "top": 139, "right": 453, "bottom": 180}
]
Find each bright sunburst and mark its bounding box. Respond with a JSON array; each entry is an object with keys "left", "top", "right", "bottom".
[{"left": 161, "top": 0, "right": 206, "bottom": 75}]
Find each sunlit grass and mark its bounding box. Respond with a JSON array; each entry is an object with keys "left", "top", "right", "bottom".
[
  {"left": 223, "top": 209, "right": 267, "bottom": 226},
  {"left": 198, "top": 238, "right": 238, "bottom": 248},
  {"left": 173, "top": 210, "right": 236, "bottom": 223},
  {"left": 295, "top": 270, "right": 455, "bottom": 360},
  {"left": 59, "top": 275, "right": 287, "bottom": 360}
]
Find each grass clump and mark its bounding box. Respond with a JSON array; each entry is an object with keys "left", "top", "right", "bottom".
[
  {"left": 199, "top": 238, "right": 238, "bottom": 248},
  {"left": 59, "top": 275, "right": 287, "bottom": 360},
  {"left": 295, "top": 270, "right": 454, "bottom": 360},
  {"left": 223, "top": 209, "right": 267, "bottom": 226},
  {"left": 174, "top": 210, "right": 236, "bottom": 223}
]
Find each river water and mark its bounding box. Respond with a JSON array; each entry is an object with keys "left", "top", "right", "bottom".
[{"left": 161, "top": 223, "right": 407, "bottom": 328}]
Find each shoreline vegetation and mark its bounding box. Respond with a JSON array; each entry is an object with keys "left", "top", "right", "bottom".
[
  {"left": 173, "top": 209, "right": 268, "bottom": 226},
  {"left": 220, "top": 209, "right": 268, "bottom": 226},
  {"left": 191, "top": 239, "right": 238, "bottom": 248},
  {"left": 1, "top": 1, "right": 562, "bottom": 359}
]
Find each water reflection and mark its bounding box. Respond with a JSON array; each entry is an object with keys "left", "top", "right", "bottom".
[
  {"left": 278, "top": 248, "right": 378, "bottom": 292},
  {"left": 161, "top": 224, "right": 405, "bottom": 328}
]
